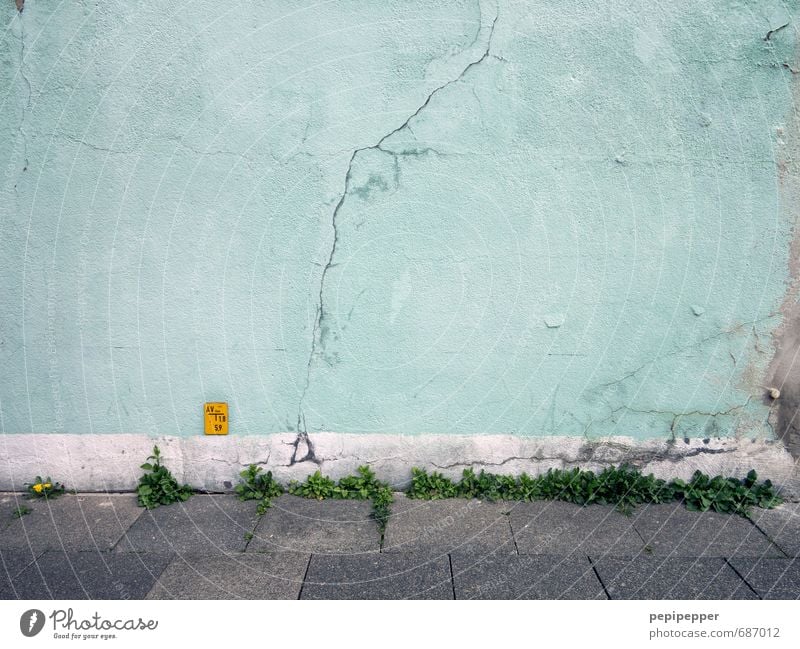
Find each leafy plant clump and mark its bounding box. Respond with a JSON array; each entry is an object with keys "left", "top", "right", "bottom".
[
  {"left": 235, "top": 465, "right": 284, "bottom": 515},
  {"left": 406, "top": 468, "right": 459, "bottom": 500},
  {"left": 672, "top": 469, "right": 782, "bottom": 514},
  {"left": 405, "top": 465, "right": 782, "bottom": 517},
  {"left": 289, "top": 466, "right": 394, "bottom": 533},
  {"left": 136, "top": 445, "right": 193, "bottom": 509},
  {"left": 26, "top": 476, "right": 66, "bottom": 499},
  {"left": 12, "top": 505, "right": 31, "bottom": 518},
  {"left": 288, "top": 470, "right": 336, "bottom": 500}
]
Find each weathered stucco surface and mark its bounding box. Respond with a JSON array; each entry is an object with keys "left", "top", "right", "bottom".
[
  {"left": 1, "top": 1, "right": 800, "bottom": 479},
  {"left": 1, "top": 433, "right": 796, "bottom": 492}
]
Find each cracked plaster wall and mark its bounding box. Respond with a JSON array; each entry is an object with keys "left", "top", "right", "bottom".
[{"left": 2, "top": 1, "right": 800, "bottom": 472}]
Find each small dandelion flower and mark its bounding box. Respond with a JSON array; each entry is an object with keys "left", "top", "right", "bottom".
[
  {"left": 43, "top": 483, "right": 52, "bottom": 489},
  {"left": 32, "top": 484, "right": 43, "bottom": 493}
]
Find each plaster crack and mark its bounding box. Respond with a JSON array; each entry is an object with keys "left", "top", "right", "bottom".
[
  {"left": 289, "top": 414, "right": 320, "bottom": 466},
  {"left": 15, "top": 7, "right": 31, "bottom": 178},
  {"left": 591, "top": 316, "right": 777, "bottom": 394},
  {"left": 765, "top": 21, "right": 789, "bottom": 41},
  {"left": 296, "top": 7, "right": 500, "bottom": 426},
  {"left": 430, "top": 443, "right": 737, "bottom": 472},
  {"left": 599, "top": 397, "right": 753, "bottom": 427}
]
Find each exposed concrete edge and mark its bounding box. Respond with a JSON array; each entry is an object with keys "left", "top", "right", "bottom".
[{"left": 1, "top": 433, "right": 798, "bottom": 497}]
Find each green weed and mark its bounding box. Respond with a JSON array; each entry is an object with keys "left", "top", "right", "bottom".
[
  {"left": 405, "top": 465, "right": 781, "bottom": 517},
  {"left": 26, "top": 476, "right": 66, "bottom": 499},
  {"left": 136, "top": 445, "right": 193, "bottom": 509},
  {"left": 289, "top": 466, "right": 394, "bottom": 534},
  {"left": 12, "top": 505, "right": 31, "bottom": 518},
  {"left": 235, "top": 465, "right": 283, "bottom": 515}
]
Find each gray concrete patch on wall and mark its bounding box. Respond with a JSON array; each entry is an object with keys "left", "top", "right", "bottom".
[{"left": 0, "top": 432, "right": 797, "bottom": 496}]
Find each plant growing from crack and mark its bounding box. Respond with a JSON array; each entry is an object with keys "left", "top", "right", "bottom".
[
  {"left": 235, "top": 465, "right": 283, "bottom": 515},
  {"left": 671, "top": 469, "right": 782, "bottom": 514},
  {"left": 406, "top": 465, "right": 782, "bottom": 517},
  {"left": 12, "top": 504, "right": 31, "bottom": 519},
  {"left": 136, "top": 445, "right": 193, "bottom": 509},
  {"left": 25, "top": 476, "right": 66, "bottom": 500},
  {"left": 288, "top": 466, "right": 394, "bottom": 534}
]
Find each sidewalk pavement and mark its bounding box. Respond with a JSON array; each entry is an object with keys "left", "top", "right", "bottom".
[{"left": 1, "top": 493, "right": 798, "bottom": 600}]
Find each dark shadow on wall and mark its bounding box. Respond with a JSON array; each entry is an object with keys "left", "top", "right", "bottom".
[
  {"left": 769, "top": 323, "right": 800, "bottom": 459},
  {"left": 769, "top": 33, "right": 800, "bottom": 461}
]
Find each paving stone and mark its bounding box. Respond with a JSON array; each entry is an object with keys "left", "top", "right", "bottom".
[
  {"left": 747, "top": 503, "right": 800, "bottom": 557},
  {"left": 301, "top": 553, "right": 453, "bottom": 599},
  {"left": 0, "top": 494, "right": 142, "bottom": 552},
  {"left": 592, "top": 557, "right": 757, "bottom": 599},
  {"left": 146, "top": 552, "right": 309, "bottom": 599},
  {"left": 729, "top": 558, "right": 800, "bottom": 599},
  {"left": 630, "top": 503, "right": 782, "bottom": 557},
  {"left": 0, "top": 548, "right": 43, "bottom": 599},
  {"left": 116, "top": 495, "right": 257, "bottom": 554},
  {"left": 382, "top": 495, "right": 515, "bottom": 554},
  {"left": 0, "top": 493, "right": 30, "bottom": 532},
  {"left": 10, "top": 550, "right": 173, "bottom": 599},
  {"left": 451, "top": 551, "right": 606, "bottom": 599},
  {"left": 510, "top": 501, "right": 643, "bottom": 556},
  {"left": 247, "top": 496, "right": 380, "bottom": 554}
]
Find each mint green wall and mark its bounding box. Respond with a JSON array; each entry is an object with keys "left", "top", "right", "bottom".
[{"left": 1, "top": 0, "right": 797, "bottom": 439}]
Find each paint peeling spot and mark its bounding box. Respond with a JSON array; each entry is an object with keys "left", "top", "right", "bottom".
[
  {"left": 691, "top": 305, "right": 705, "bottom": 316},
  {"left": 702, "top": 438, "right": 710, "bottom": 444},
  {"left": 15, "top": 0, "right": 24, "bottom": 13},
  {"left": 697, "top": 112, "right": 712, "bottom": 127},
  {"left": 544, "top": 314, "right": 565, "bottom": 328},
  {"left": 683, "top": 437, "right": 690, "bottom": 444},
  {"left": 614, "top": 153, "right": 626, "bottom": 164}
]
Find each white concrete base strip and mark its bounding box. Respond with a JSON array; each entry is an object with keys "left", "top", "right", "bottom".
[{"left": 1, "top": 433, "right": 798, "bottom": 496}]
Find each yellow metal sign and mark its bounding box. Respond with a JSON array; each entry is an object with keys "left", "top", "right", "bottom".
[{"left": 204, "top": 402, "right": 228, "bottom": 435}]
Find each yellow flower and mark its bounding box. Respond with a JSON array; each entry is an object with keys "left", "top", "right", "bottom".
[
  {"left": 43, "top": 483, "right": 52, "bottom": 489},
  {"left": 32, "top": 484, "right": 43, "bottom": 493}
]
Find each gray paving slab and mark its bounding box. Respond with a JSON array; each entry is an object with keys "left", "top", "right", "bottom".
[
  {"left": 0, "top": 494, "right": 143, "bottom": 552},
  {"left": 592, "top": 557, "right": 757, "bottom": 599},
  {"left": 146, "top": 552, "right": 309, "bottom": 599},
  {"left": 116, "top": 495, "right": 257, "bottom": 554},
  {"left": 0, "top": 493, "right": 30, "bottom": 532},
  {"left": 729, "top": 558, "right": 800, "bottom": 599},
  {"left": 301, "top": 553, "right": 453, "bottom": 599},
  {"left": 382, "top": 495, "right": 515, "bottom": 554},
  {"left": 630, "top": 503, "right": 783, "bottom": 557},
  {"left": 747, "top": 503, "right": 800, "bottom": 557},
  {"left": 247, "top": 496, "right": 380, "bottom": 554},
  {"left": 510, "top": 501, "right": 644, "bottom": 556},
  {"left": 10, "top": 550, "right": 173, "bottom": 599},
  {"left": 0, "top": 549, "right": 43, "bottom": 599},
  {"left": 451, "top": 551, "right": 606, "bottom": 599}
]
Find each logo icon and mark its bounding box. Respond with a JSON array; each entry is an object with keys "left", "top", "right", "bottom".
[{"left": 20, "top": 609, "right": 45, "bottom": 637}]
